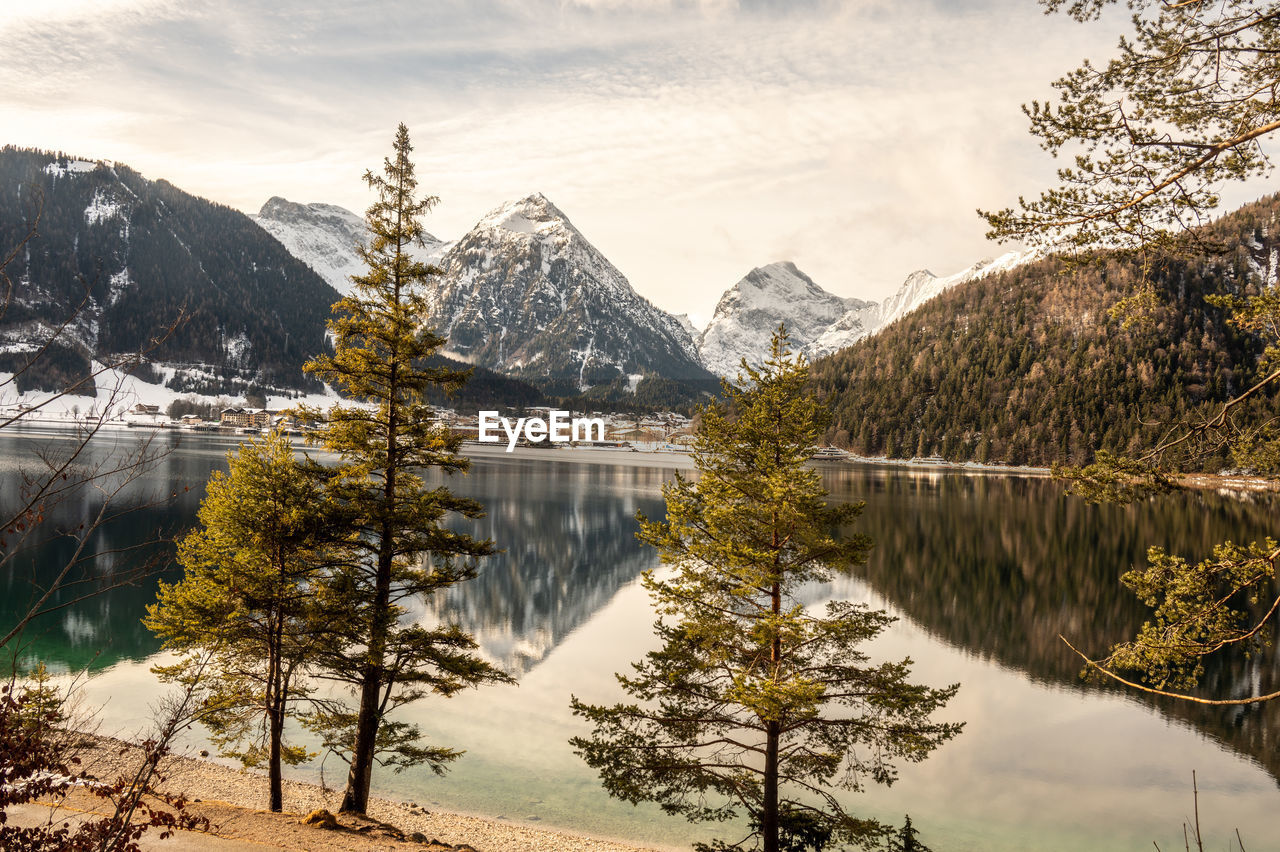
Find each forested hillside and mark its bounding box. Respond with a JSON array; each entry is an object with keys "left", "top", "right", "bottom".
[
  {"left": 0, "top": 147, "right": 338, "bottom": 395},
  {"left": 424, "top": 354, "right": 546, "bottom": 410},
  {"left": 811, "top": 193, "right": 1280, "bottom": 470}
]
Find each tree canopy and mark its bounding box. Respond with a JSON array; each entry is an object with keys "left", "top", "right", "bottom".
[
  {"left": 572, "top": 329, "right": 960, "bottom": 852},
  {"left": 983, "top": 1, "right": 1280, "bottom": 252},
  {"left": 146, "top": 431, "right": 340, "bottom": 812},
  {"left": 982, "top": 1, "right": 1280, "bottom": 707}
]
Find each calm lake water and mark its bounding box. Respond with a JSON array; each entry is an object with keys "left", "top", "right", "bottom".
[{"left": 2, "top": 427, "right": 1277, "bottom": 851}]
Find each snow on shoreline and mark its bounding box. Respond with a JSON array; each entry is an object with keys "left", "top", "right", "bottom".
[
  {"left": 0, "top": 367, "right": 1049, "bottom": 480},
  {"left": 0, "top": 362, "right": 338, "bottom": 423}
]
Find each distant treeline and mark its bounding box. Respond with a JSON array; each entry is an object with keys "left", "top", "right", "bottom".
[{"left": 810, "top": 194, "right": 1280, "bottom": 471}]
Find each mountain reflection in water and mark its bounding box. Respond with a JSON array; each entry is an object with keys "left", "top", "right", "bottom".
[
  {"left": 2, "top": 431, "right": 1277, "bottom": 820},
  {"left": 422, "top": 457, "right": 670, "bottom": 675},
  {"left": 827, "top": 466, "right": 1279, "bottom": 790}
]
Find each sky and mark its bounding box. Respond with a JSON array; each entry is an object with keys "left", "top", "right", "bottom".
[{"left": 2, "top": 0, "right": 1275, "bottom": 327}]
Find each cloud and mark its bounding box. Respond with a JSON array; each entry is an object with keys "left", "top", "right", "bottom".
[{"left": 4, "top": 0, "right": 1269, "bottom": 319}]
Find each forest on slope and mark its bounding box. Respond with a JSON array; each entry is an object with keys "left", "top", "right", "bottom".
[
  {"left": 0, "top": 147, "right": 341, "bottom": 395},
  {"left": 0, "top": 148, "right": 567, "bottom": 408},
  {"left": 810, "top": 193, "right": 1280, "bottom": 470}
]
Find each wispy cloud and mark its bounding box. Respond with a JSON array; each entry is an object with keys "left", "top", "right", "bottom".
[{"left": 4, "top": 0, "right": 1264, "bottom": 317}]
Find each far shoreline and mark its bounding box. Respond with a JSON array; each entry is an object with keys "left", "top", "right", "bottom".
[
  {"left": 2, "top": 412, "right": 1052, "bottom": 475},
  {"left": 12, "top": 414, "right": 1280, "bottom": 495}
]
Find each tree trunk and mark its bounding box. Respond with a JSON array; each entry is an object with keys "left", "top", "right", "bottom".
[
  {"left": 340, "top": 522, "right": 396, "bottom": 815},
  {"left": 763, "top": 572, "right": 782, "bottom": 852},
  {"left": 268, "top": 702, "right": 284, "bottom": 813},
  {"left": 340, "top": 666, "right": 381, "bottom": 814},
  {"left": 763, "top": 719, "right": 780, "bottom": 852},
  {"left": 268, "top": 588, "right": 286, "bottom": 813}
]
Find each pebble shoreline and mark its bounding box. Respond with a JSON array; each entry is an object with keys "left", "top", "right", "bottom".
[{"left": 83, "top": 737, "right": 675, "bottom": 852}]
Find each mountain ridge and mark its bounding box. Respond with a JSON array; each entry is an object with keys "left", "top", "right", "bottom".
[
  {"left": 251, "top": 196, "right": 449, "bottom": 295},
  {"left": 695, "top": 251, "right": 1036, "bottom": 377},
  {"left": 810, "top": 192, "right": 1280, "bottom": 469},
  {"left": 0, "top": 147, "right": 339, "bottom": 396}
]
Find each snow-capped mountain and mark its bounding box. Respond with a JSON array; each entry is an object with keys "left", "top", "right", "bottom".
[
  {"left": 249, "top": 187, "right": 1034, "bottom": 388},
  {"left": 807, "top": 250, "right": 1034, "bottom": 359},
  {"left": 695, "top": 251, "right": 1037, "bottom": 376},
  {"left": 251, "top": 196, "right": 449, "bottom": 295},
  {"left": 427, "top": 193, "right": 712, "bottom": 393},
  {"left": 697, "top": 262, "right": 872, "bottom": 377},
  {"left": 0, "top": 149, "right": 338, "bottom": 396}
]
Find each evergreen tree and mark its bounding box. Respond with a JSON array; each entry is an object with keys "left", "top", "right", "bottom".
[
  {"left": 571, "top": 328, "right": 962, "bottom": 852},
  {"left": 145, "top": 431, "right": 337, "bottom": 812},
  {"left": 889, "top": 815, "right": 931, "bottom": 852},
  {"left": 981, "top": 0, "right": 1280, "bottom": 253},
  {"left": 978, "top": 2, "right": 1280, "bottom": 708},
  {"left": 300, "top": 124, "right": 510, "bottom": 815}
]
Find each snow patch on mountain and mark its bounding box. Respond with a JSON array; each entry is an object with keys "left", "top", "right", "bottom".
[
  {"left": 44, "top": 159, "right": 98, "bottom": 178},
  {"left": 251, "top": 196, "right": 449, "bottom": 295},
  {"left": 697, "top": 262, "right": 872, "bottom": 377},
  {"left": 0, "top": 362, "right": 338, "bottom": 424},
  {"left": 106, "top": 269, "right": 132, "bottom": 306},
  {"left": 807, "top": 249, "right": 1036, "bottom": 359},
  {"left": 223, "top": 330, "right": 253, "bottom": 369},
  {"left": 84, "top": 189, "right": 123, "bottom": 226}
]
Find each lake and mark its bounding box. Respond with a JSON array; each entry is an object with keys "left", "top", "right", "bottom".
[{"left": 2, "top": 427, "right": 1276, "bottom": 851}]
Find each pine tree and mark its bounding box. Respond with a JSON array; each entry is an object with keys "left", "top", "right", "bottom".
[
  {"left": 978, "top": 2, "right": 1280, "bottom": 708},
  {"left": 889, "top": 815, "right": 932, "bottom": 852},
  {"left": 570, "top": 328, "right": 962, "bottom": 852},
  {"left": 145, "top": 431, "right": 337, "bottom": 812},
  {"left": 981, "top": 0, "right": 1280, "bottom": 253},
  {"left": 300, "top": 123, "right": 510, "bottom": 815}
]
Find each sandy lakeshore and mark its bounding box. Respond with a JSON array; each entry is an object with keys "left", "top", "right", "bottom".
[{"left": 15, "top": 737, "right": 674, "bottom": 852}]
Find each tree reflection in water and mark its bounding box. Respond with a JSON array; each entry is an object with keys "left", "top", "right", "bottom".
[
  {"left": 822, "top": 466, "right": 1280, "bottom": 790},
  {"left": 3, "top": 437, "right": 1276, "bottom": 792}
]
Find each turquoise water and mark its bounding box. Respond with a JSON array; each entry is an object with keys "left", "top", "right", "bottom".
[{"left": 2, "top": 429, "right": 1276, "bottom": 850}]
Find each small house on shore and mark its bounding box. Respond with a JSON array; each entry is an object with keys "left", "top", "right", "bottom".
[{"left": 219, "top": 407, "right": 271, "bottom": 428}]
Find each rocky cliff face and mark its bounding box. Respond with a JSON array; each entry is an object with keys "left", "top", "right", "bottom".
[
  {"left": 251, "top": 196, "right": 448, "bottom": 295},
  {"left": 427, "top": 193, "right": 713, "bottom": 394}
]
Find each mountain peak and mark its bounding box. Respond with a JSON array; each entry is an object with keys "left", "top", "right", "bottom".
[
  {"left": 759, "top": 260, "right": 803, "bottom": 276},
  {"left": 737, "top": 262, "right": 825, "bottom": 298},
  {"left": 258, "top": 195, "right": 294, "bottom": 217},
  {"left": 475, "top": 192, "right": 573, "bottom": 236},
  {"left": 255, "top": 196, "right": 366, "bottom": 231},
  {"left": 428, "top": 195, "right": 709, "bottom": 391},
  {"left": 698, "top": 262, "right": 854, "bottom": 377}
]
